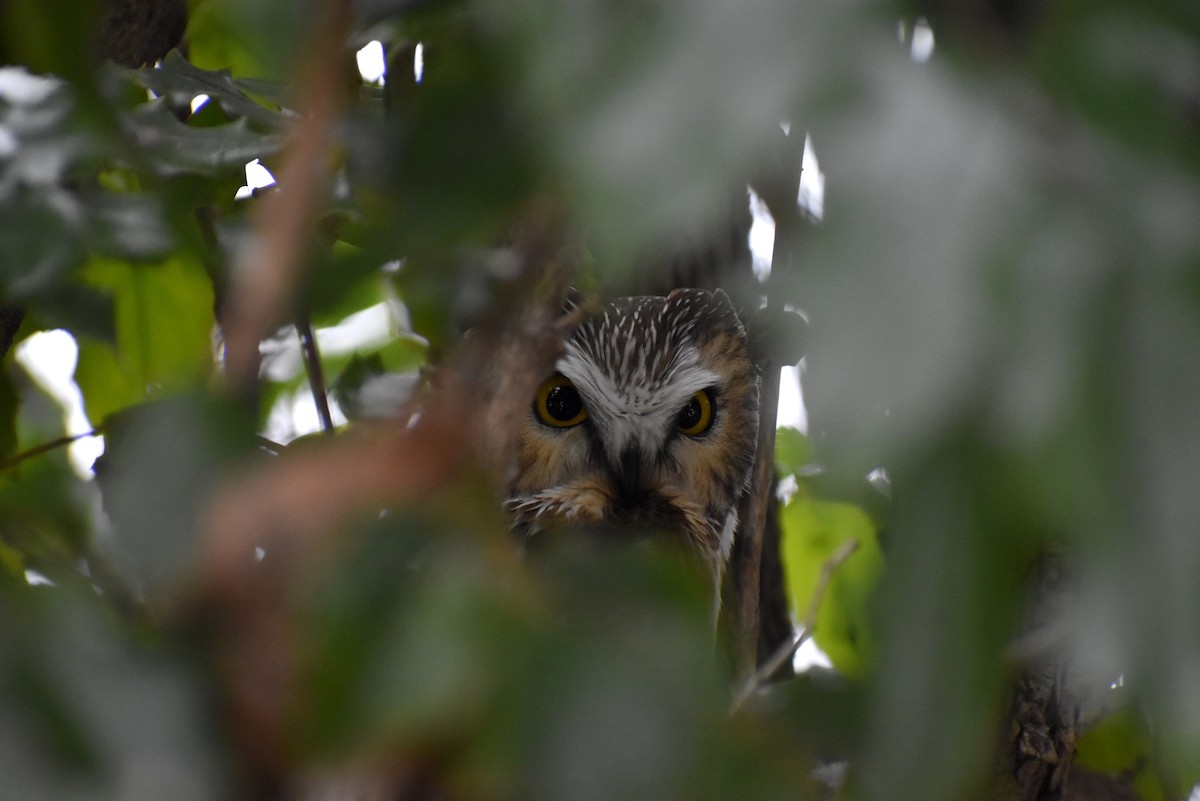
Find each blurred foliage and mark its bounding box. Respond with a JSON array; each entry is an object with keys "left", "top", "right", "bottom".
[{"left": 0, "top": 0, "right": 1198, "bottom": 800}]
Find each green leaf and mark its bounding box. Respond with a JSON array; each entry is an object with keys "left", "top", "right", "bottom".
[
  {"left": 75, "top": 254, "right": 214, "bottom": 424},
  {"left": 129, "top": 51, "right": 284, "bottom": 131},
  {"left": 122, "top": 99, "right": 282, "bottom": 176},
  {"left": 780, "top": 494, "right": 883, "bottom": 678},
  {"left": 74, "top": 338, "right": 141, "bottom": 425}
]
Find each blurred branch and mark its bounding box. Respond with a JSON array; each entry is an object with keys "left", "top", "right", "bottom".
[
  {"left": 731, "top": 538, "right": 860, "bottom": 714},
  {"left": 197, "top": 200, "right": 572, "bottom": 794},
  {"left": 220, "top": 0, "right": 351, "bottom": 393}
]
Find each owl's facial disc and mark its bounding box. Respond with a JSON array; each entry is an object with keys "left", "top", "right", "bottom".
[
  {"left": 550, "top": 349, "right": 719, "bottom": 517},
  {"left": 560, "top": 358, "right": 716, "bottom": 460},
  {"left": 508, "top": 288, "right": 759, "bottom": 564}
]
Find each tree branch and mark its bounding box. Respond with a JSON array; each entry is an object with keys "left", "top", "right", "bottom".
[{"left": 729, "top": 127, "right": 808, "bottom": 680}]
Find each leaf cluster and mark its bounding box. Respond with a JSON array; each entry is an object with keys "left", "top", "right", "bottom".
[{"left": 1, "top": 1, "right": 1199, "bottom": 800}]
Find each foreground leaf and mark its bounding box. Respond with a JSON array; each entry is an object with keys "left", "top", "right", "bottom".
[
  {"left": 75, "top": 254, "right": 214, "bottom": 424},
  {"left": 129, "top": 50, "right": 283, "bottom": 131}
]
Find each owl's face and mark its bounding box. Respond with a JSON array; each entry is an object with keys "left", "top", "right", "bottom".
[{"left": 507, "top": 288, "right": 759, "bottom": 570}]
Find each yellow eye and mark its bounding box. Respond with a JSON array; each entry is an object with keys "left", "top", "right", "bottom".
[
  {"left": 534, "top": 375, "right": 588, "bottom": 428},
  {"left": 676, "top": 389, "right": 715, "bottom": 436}
]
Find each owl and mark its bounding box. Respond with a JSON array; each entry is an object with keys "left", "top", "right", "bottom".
[{"left": 506, "top": 288, "right": 760, "bottom": 589}]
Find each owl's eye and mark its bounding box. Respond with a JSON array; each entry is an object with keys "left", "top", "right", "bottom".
[
  {"left": 676, "top": 389, "right": 715, "bottom": 436},
  {"left": 535, "top": 375, "right": 588, "bottom": 428}
]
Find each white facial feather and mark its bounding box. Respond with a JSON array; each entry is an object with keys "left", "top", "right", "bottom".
[{"left": 558, "top": 341, "right": 718, "bottom": 461}]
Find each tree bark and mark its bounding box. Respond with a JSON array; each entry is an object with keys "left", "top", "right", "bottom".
[
  {"left": 1001, "top": 552, "right": 1141, "bottom": 801},
  {"left": 98, "top": 0, "right": 188, "bottom": 67}
]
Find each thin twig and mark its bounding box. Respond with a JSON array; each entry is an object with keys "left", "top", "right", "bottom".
[
  {"left": 1, "top": 428, "right": 105, "bottom": 473},
  {"left": 731, "top": 538, "right": 860, "bottom": 714},
  {"left": 295, "top": 314, "right": 334, "bottom": 435}
]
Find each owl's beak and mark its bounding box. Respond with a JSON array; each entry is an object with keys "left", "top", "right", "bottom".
[{"left": 612, "top": 445, "right": 647, "bottom": 505}]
